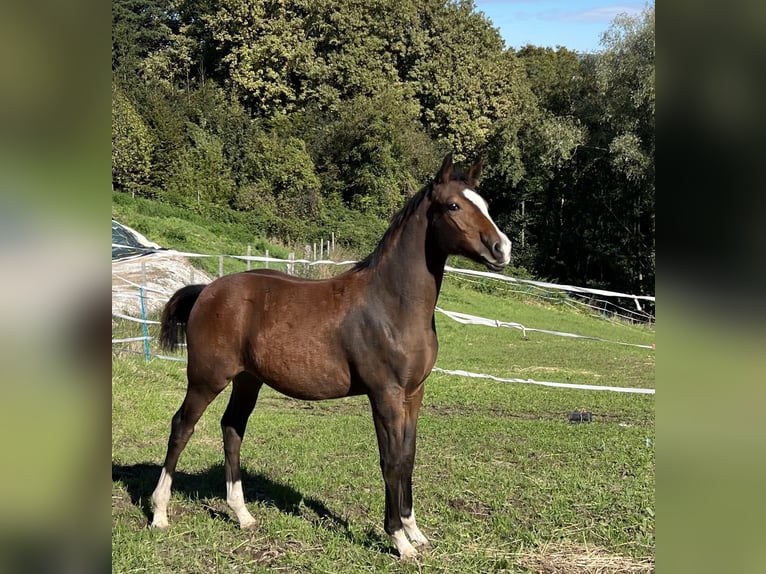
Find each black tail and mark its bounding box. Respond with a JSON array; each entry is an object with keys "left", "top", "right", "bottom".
[{"left": 159, "top": 284, "right": 207, "bottom": 352}]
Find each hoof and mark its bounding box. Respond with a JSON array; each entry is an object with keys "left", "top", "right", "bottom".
[
  {"left": 412, "top": 538, "right": 431, "bottom": 549},
  {"left": 240, "top": 518, "right": 257, "bottom": 530},
  {"left": 399, "top": 547, "right": 419, "bottom": 561},
  {"left": 150, "top": 516, "right": 169, "bottom": 529}
]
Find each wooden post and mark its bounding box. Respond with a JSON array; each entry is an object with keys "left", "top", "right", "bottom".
[
  {"left": 331, "top": 232, "right": 335, "bottom": 253},
  {"left": 288, "top": 252, "right": 295, "bottom": 275},
  {"left": 219, "top": 255, "right": 224, "bottom": 278},
  {"left": 313, "top": 242, "right": 317, "bottom": 261},
  {"left": 246, "top": 245, "right": 251, "bottom": 271},
  {"left": 190, "top": 268, "right": 195, "bottom": 284},
  {"left": 265, "top": 250, "right": 269, "bottom": 269}
]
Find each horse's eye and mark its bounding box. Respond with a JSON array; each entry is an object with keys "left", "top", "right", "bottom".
[{"left": 448, "top": 202, "right": 460, "bottom": 211}]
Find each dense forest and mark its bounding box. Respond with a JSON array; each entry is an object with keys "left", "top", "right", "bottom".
[{"left": 112, "top": 0, "right": 654, "bottom": 295}]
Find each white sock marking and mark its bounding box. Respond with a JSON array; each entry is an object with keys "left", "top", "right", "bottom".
[
  {"left": 402, "top": 511, "right": 430, "bottom": 546},
  {"left": 150, "top": 468, "right": 172, "bottom": 528},
  {"left": 391, "top": 528, "right": 418, "bottom": 559},
  {"left": 226, "top": 479, "right": 256, "bottom": 528}
]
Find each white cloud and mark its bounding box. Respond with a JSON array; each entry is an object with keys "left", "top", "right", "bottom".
[{"left": 549, "top": 4, "right": 644, "bottom": 23}]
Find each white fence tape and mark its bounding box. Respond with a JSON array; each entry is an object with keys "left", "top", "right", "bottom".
[
  {"left": 111, "top": 336, "right": 152, "bottom": 344},
  {"left": 112, "top": 273, "right": 174, "bottom": 296},
  {"left": 112, "top": 249, "right": 655, "bottom": 394},
  {"left": 111, "top": 245, "right": 654, "bottom": 304},
  {"left": 444, "top": 265, "right": 655, "bottom": 306},
  {"left": 233, "top": 255, "right": 358, "bottom": 267},
  {"left": 431, "top": 367, "right": 655, "bottom": 394},
  {"left": 109, "top": 340, "right": 656, "bottom": 394},
  {"left": 435, "top": 307, "right": 653, "bottom": 349},
  {"left": 112, "top": 311, "right": 161, "bottom": 325},
  {"left": 152, "top": 354, "right": 188, "bottom": 362}
]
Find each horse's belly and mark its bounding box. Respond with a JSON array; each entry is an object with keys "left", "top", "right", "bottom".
[{"left": 250, "top": 343, "right": 354, "bottom": 401}]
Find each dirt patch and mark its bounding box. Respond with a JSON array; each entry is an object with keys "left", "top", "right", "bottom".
[
  {"left": 517, "top": 541, "right": 654, "bottom": 574},
  {"left": 232, "top": 537, "right": 313, "bottom": 568},
  {"left": 425, "top": 403, "right": 560, "bottom": 421},
  {"left": 112, "top": 254, "right": 214, "bottom": 317},
  {"left": 449, "top": 497, "right": 492, "bottom": 520}
]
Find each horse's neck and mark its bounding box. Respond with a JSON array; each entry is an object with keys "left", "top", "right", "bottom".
[{"left": 370, "top": 201, "right": 446, "bottom": 317}]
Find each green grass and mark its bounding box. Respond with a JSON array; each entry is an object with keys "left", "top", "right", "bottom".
[
  {"left": 112, "top": 192, "right": 294, "bottom": 277},
  {"left": 112, "top": 276, "right": 654, "bottom": 573},
  {"left": 112, "top": 191, "right": 387, "bottom": 278}
]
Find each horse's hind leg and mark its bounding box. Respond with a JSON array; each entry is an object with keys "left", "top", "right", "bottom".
[
  {"left": 221, "top": 372, "right": 263, "bottom": 529},
  {"left": 150, "top": 378, "right": 226, "bottom": 528}
]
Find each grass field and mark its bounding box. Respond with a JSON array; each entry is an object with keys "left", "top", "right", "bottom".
[{"left": 112, "top": 275, "right": 655, "bottom": 573}]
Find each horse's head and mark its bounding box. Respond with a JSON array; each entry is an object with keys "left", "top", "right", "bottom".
[{"left": 427, "top": 153, "right": 512, "bottom": 271}]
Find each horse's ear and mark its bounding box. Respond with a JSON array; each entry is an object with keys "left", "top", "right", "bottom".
[
  {"left": 436, "top": 153, "right": 453, "bottom": 185},
  {"left": 467, "top": 157, "right": 483, "bottom": 187}
]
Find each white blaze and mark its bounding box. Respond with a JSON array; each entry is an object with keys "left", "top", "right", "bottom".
[{"left": 461, "top": 189, "right": 511, "bottom": 263}]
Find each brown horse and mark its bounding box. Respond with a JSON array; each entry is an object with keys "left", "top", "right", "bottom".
[{"left": 150, "top": 154, "right": 511, "bottom": 559}]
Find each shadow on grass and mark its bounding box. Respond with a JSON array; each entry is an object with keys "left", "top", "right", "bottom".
[{"left": 112, "top": 462, "right": 390, "bottom": 553}]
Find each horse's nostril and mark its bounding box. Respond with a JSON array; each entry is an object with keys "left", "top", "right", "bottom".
[{"left": 492, "top": 241, "right": 503, "bottom": 257}]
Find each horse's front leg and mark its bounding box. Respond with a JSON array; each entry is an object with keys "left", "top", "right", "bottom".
[
  {"left": 369, "top": 389, "right": 419, "bottom": 560},
  {"left": 400, "top": 383, "right": 430, "bottom": 549}
]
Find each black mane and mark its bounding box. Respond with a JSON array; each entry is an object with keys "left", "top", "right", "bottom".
[
  {"left": 352, "top": 169, "right": 472, "bottom": 272},
  {"left": 352, "top": 186, "right": 429, "bottom": 271}
]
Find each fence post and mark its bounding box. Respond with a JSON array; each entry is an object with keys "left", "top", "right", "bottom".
[
  {"left": 219, "top": 255, "right": 224, "bottom": 278},
  {"left": 288, "top": 252, "right": 295, "bottom": 275},
  {"left": 190, "top": 268, "right": 195, "bottom": 284},
  {"left": 265, "top": 250, "right": 269, "bottom": 269},
  {"left": 139, "top": 260, "right": 151, "bottom": 362},
  {"left": 139, "top": 286, "right": 150, "bottom": 363},
  {"left": 246, "top": 245, "right": 251, "bottom": 271},
  {"left": 331, "top": 232, "right": 335, "bottom": 253}
]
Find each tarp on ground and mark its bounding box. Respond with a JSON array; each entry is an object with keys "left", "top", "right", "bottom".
[{"left": 112, "top": 219, "right": 164, "bottom": 261}]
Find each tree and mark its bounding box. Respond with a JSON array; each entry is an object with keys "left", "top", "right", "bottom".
[
  {"left": 112, "top": 0, "right": 177, "bottom": 81},
  {"left": 204, "top": 0, "right": 318, "bottom": 117},
  {"left": 483, "top": 105, "right": 585, "bottom": 271},
  {"left": 233, "top": 127, "right": 322, "bottom": 220},
  {"left": 309, "top": 86, "right": 440, "bottom": 217},
  {"left": 165, "top": 124, "right": 234, "bottom": 205},
  {"left": 528, "top": 6, "right": 655, "bottom": 294},
  {"left": 595, "top": 5, "right": 655, "bottom": 293},
  {"left": 517, "top": 45, "right": 582, "bottom": 116},
  {"left": 111, "top": 85, "right": 154, "bottom": 196},
  {"left": 410, "top": 1, "right": 528, "bottom": 159}
]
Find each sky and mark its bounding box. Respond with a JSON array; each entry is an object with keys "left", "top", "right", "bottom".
[{"left": 473, "top": 0, "right": 647, "bottom": 53}]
